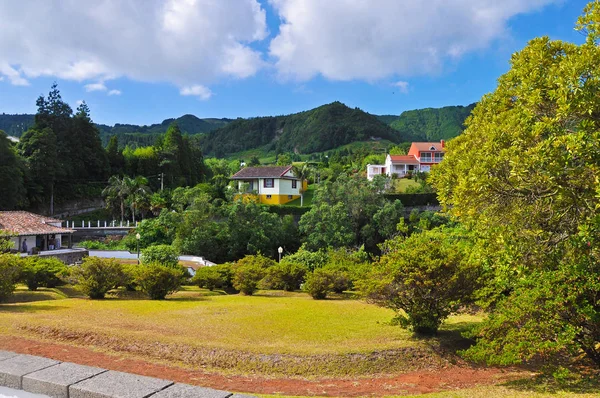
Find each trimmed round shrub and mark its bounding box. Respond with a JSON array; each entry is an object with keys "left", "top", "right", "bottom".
[
  {"left": 141, "top": 245, "right": 179, "bottom": 268},
  {"left": 20, "top": 257, "right": 68, "bottom": 291},
  {"left": 0, "top": 254, "right": 22, "bottom": 301},
  {"left": 262, "top": 260, "right": 307, "bottom": 291},
  {"left": 303, "top": 268, "right": 334, "bottom": 300},
  {"left": 134, "top": 262, "right": 183, "bottom": 299},
  {"left": 71, "top": 257, "right": 126, "bottom": 299},
  {"left": 193, "top": 266, "right": 226, "bottom": 291},
  {"left": 232, "top": 254, "right": 275, "bottom": 295}
]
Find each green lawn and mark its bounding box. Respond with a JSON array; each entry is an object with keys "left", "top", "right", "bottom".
[
  {"left": 392, "top": 178, "right": 421, "bottom": 193},
  {"left": 0, "top": 286, "right": 481, "bottom": 377},
  {"left": 284, "top": 184, "right": 316, "bottom": 207}
]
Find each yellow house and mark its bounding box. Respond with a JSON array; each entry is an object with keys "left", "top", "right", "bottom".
[{"left": 231, "top": 165, "right": 307, "bottom": 205}]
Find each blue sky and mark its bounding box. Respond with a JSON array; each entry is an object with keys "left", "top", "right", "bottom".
[{"left": 0, "top": 0, "right": 590, "bottom": 126}]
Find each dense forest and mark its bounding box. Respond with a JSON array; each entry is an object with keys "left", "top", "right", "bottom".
[
  {"left": 387, "top": 104, "right": 476, "bottom": 142},
  {"left": 0, "top": 113, "right": 230, "bottom": 147},
  {"left": 200, "top": 102, "right": 398, "bottom": 156},
  {"left": 1, "top": 102, "right": 474, "bottom": 157}
]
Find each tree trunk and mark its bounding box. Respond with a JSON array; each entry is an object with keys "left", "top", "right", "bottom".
[
  {"left": 300, "top": 193, "right": 304, "bottom": 207},
  {"left": 132, "top": 204, "right": 136, "bottom": 223},
  {"left": 120, "top": 198, "right": 124, "bottom": 223}
]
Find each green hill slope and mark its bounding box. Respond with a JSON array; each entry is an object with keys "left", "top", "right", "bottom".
[
  {"left": 201, "top": 101, "right": 397, "bottom": 156},
  {"left": 387, "top": 103, "right": 476, "bottom": 142}
]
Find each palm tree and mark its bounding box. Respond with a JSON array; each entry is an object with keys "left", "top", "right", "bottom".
[
  {"left": 103, "top": 175, "right": 131, "bottom": 223},
  {"left": 128, "top": 176, "right": 151, "bottom": 223},
  {"left": 291, "top": 164, "right": 312, "bottom": 207}
]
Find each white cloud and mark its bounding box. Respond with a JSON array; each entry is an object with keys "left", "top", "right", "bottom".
[
  {"left": 0, "top": 0, "right": 267, "bottom": 89},
  {"left": 84, "top": 82, "right": 107, "bottom": 92},
  {"left": 180, "top": 85, "right": 213, "bottom": 100},
  {"left": 393, "top": 81, "right": 409, "bottom": 94},
  {"left": 268, "top": 0, "right": 557, "bottom": 81},
  {"left": 107, "top": 89, "right": 121, "bottom": 96},
  {"left": 0, "top": 63, "right": 29, "bottom": 86}
]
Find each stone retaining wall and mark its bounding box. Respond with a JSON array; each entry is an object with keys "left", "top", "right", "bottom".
[{"left": 0, "top": 350, "right": 255, "bottom": 398}]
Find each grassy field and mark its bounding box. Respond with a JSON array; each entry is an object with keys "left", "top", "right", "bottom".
[
  {"left": 0, "top": 286, "right": 481, "bottom": 377},
  {"left": 392, "top": 178, "right": 421, "bottom": 193},
  {"left": 285, "top": 184, "right": 316, "bottom": 207}
]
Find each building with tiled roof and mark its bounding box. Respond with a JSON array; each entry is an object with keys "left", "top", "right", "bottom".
[
  {"left": 367, "top": 140, "right": 446, "bottom": 180},
  {"left": 0, "top": 211, "right": 75, "bottom": 253},
  {"left": 231, "top": 166, "right": 306, "bottom": 205}
]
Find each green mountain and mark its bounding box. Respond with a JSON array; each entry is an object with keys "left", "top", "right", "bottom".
[
  {"left": 386, "top": 104, "right": 476, "bottom": 142},
  {"left": 201, "top": 101, "right": 398, "bottom": 157},
  {"left": 0, "top": 113, "right": 231, "bottom": 147},
  {"left": 0, "top": 113, "right": 35, "bottom": 137}
]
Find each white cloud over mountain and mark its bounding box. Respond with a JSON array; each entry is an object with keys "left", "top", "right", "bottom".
[
  {"left": 268, "top": 0, "right": 557, "bottom": 81},
  {"left": 0, "top": 0, "right": 557, "bottom": 94},
  {"left": 0, "top": 0, "right": 267, "bottom": 90}
]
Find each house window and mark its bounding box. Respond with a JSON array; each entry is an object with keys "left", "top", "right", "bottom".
[
  {"left": 434, "top": 153, "right": 444, "bottom": 162},
  {"left": 248, "top": 181, "right": 254, "bottom": 190},
  {"left": 266, "top": 195, "right": 272, "bottom": 199},
  {"left": 264, "top": 178, "right": 274, "bottom": 188},
  {"left": 292, "top": 180, "right": 297, "bottom": 189},
  {"left": 429, "top": 146, "right": 436, "bottom": 151},
  {"left": 288, "top": 195, "right": 293, "bottom": 199}
]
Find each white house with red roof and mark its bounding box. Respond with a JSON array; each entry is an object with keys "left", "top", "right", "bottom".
[{"left": 367, "top": 140, "right": 446, "bottom": 180}]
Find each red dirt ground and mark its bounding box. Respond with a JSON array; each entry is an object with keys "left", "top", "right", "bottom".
[{"left": 0, "top": 336, "right": 517, "bottom": 396}]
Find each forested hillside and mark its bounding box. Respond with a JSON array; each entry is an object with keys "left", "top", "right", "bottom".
[
  {"left": 0, "top": 113, "right": 230, "bottom": 147},
  {"left": 388, "top": 104, "right": 476, "bottom": 142},
  {"left": 201, "top": 102, "right": 398, "bottom": 157}
]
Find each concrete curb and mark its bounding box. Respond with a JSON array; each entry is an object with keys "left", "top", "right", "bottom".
[{"left": 0, "top": 351, "right": 257, "bottom": 398}]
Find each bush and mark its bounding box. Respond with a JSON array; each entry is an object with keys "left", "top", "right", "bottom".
[
  {"left": 232, "top": 254, "right": 275, "bottom": 295},
  {"left": 193, "top": 266, "right": 228, "bottom": 291},
  {"left": 359, "top": 227, "right": 479, "bottom": 334},
  {"left": 303, "top": 268, "right": 334, "bottom": 299},
  {"left": 71, "top": 257, "right": 127, "bottom": 299},
  {"left": 262, "top": 260, "right": 307, "bottom": 291},
  {"left": 0, "top": 254, "right": 22, "bottom": 301},
  {"left": 329, "top": 270, "right": 351, "bottom": 294},
  {"left": 134, "top": 262, "right": 183, "bottom": 299},
  {"left": 141, "top": 245, "right": 179, "bottom": 268},
  {"left": 20, "top": 257, "right": 68, "bottom": 291}
]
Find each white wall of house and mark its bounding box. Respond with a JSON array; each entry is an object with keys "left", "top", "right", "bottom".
[
  {"left": 10, "top": 235, "right": 36, "bottom": 252},
  {"left": 238, "top": 178, "right": 300, "bottom": 196}
]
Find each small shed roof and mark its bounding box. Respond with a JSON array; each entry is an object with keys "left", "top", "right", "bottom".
[
  {"left": 231, "top": 166, "right": 297, "bottom": 179},
  {"left": 0, "top": 211, "right": 74, "bottom": 237}
]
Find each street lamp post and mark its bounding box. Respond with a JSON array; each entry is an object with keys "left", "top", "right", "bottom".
[
  {"left": 278, "top": 246, "right": 283, "bottom": 262},
  {"left": 136, "top": 233, "right": 141, "bottom": 264}
]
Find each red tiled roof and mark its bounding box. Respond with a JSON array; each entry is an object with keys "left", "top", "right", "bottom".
[
  {"left": 411, "top": 142, "right": 446, "bottom": 152},
  {"left": 231, "top": 166, "right": 296, "bottom": 179},
  {"left": 0, "top": 211, "right": 74, "bottom": 237},
  {"left": 388, "top": 155, "right": 420, "bottom": 164}
]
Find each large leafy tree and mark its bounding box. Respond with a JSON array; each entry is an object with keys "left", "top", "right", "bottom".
[
  {"left": 19, "top": 127, "right": 58, "bottom": 212},
  {"left": 291, "top": 164, "right": 311, "bottom": 207},
  {"left": 0, "top": 131, "right": 27, "bottom": 209},
  {"left": 431, "top": 1, "right": 600, "bottom": 368}
]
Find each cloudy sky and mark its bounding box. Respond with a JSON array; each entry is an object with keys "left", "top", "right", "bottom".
[{"left": 0, "top": 0, "right": 589, "bottom": 125}]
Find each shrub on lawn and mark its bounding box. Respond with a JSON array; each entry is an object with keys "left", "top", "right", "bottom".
[
  {"left": 359, "top": 227, "right": 479, "bottom": 334},
  {"left": 141, "top": 244, "right": 179, "bottom": 268},
  {"left": 0, "top": 254, "right": 22, "bottom": 301},
  {"left": 303, "top": 268, "right": 334, "bottom": 299},
  {"left": 71, "top": 257, "right": 127, "bottom": 299},
  {"left": 134, "top": 262, "right": 183, "bottom": 299},
  {"left": 232, "top": 254, "right": 275, "bottom": 295},
  {"left": 20, "top": 257, "right": 68, "bottom": 291},
  {"left": 262, "top": 260, "right": 307, "bottom": 291},
  {"left": 193, "top": 264, "right": 233, "bottom": 291}
]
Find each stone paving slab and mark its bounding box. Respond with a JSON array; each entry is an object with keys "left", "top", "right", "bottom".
[
  {"left": 0, "top": 354, "right": 60, "bottom": 389},
  {"left": 69, "top": 370, "right": 173, "bottom": 398},
  {"left": 0, "top": 351, "right": 18, "bottom": 362},
  {"left": 23, "top": 362, "right": 107, "bottom": 398},
  {"left": 150, "top": 383, "right": 231, "bottom": 398}
]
